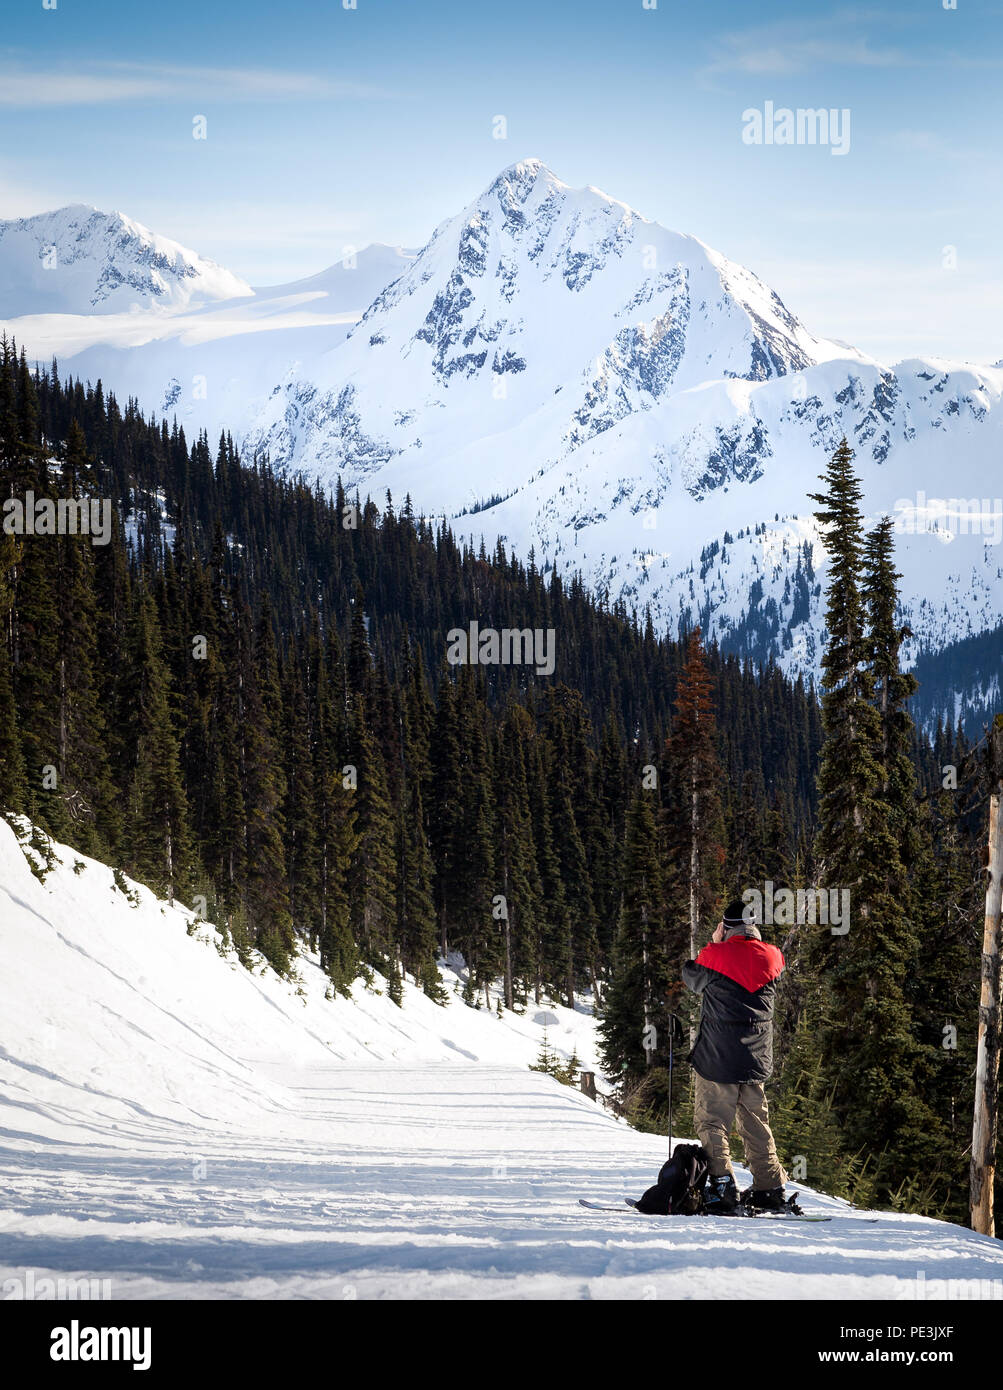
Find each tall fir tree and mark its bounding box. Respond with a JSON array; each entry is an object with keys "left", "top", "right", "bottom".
[
  {"left": 494, "top": 702, "right": 544, "bottom": 1008},
  {"left": 281, "top": 650, "right": 321, "bottom": 945},
  {"left": 347, "top": 703, "right": 398, "bottom": 978},
  {"left": 599, "top": 785, "right": 668, "bottom": 1079},
  {"left": 0, "top": 529, "right": 26, "bottom": 810},
  {"left": 809, "top": 444, "right": 936, "bottom": 1188},
  {"left": 121, "top": 587, "right": 192, "bottom": 904},
  {"left": 309, "top": 622, "right": 360, "bottom": 993},
  {"left": 240, "top": 597, "right": 294, "bottom": 972},
  {"left": 396, "top": 636, "right": 442, "bottom": 998},
  {"left": 53, "top": 421, "right": 116, "bottom": 853},
  {"left": 662, "top": 628, "right": 726, "bottom": 974}
]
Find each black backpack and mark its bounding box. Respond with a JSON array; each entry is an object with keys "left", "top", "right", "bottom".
[{"left": 634, "top": 1143, "right": 711, "bottom": 1215}]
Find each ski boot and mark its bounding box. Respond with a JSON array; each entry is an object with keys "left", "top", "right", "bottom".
[
  {"left": 703, "top": 1173, "right": 740, "bottom": 1215},
  {"left": 746, "top": 1186, "right": 804, "bottom": 1216}
]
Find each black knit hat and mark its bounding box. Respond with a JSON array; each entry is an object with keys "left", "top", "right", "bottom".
[{"left": 723, "top": 899, "right": 755, "bottom": 929}]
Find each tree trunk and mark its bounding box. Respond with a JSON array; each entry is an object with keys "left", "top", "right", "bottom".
[
  {"left": 641, "top": 907, "right": 651, "bottom": 1067},
  {"left": 689, "top": 760, "right": 699, "bottom": 961},
  {"left": 504, "top": 907, "right": 513, "bottom": 1012},
  {"left": 58, "top": 654, "right": 67, "bottom": 781},
  {"left": 566, "top": 922, "right": 575, "bottom": 1011},
  {"left": 971, "top": 783, "right": 1002, "bottom": 1236},
  {"left": 502, "top": 852, "right": 513, "bottom": 1011},
  {"left": 689, "top": 759, "right": 699, "bottom": 1048}
]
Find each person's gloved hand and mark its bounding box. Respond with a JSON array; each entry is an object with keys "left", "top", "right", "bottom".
[{"left": 711, "top": 921, "right": 726, "bottom": 944}]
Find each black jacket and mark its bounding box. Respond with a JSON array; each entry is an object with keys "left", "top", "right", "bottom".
[{"left": 682, "top": 930, "right": 785, "bottom": 1083}]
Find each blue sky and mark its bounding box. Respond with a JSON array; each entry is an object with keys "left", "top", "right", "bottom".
[{"left": 1, "top": 0, "right": 1001, "bottom": 361}]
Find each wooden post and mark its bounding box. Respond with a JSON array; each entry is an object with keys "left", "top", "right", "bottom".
[
  {"left": 971, "top": 756, "right": 1003, "bottom": 1236},
  {"left": 580, "top": 1072, "right": 597, "bottom": 1101}
]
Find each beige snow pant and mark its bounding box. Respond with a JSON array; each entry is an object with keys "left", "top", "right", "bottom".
[{"left": 693, "top": 1072, "right": 785, "bottom": 1191}]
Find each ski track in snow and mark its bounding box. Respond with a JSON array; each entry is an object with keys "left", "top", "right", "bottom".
[{"left": 2, "top": 820, "right": 1003, "bottom": 1300}]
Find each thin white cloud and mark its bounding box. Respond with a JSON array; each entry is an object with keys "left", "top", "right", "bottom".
[
  {"left": 0, "top": 59, "right": 394, "bottom": 107},
  {"left": 704, "top": 30, "right": 911, "bottom": 78},
  {"left": 0, "top": 73, "right": 167, "bottom": 106},
  {"left": 702, "top": 12, "right": 1003, "bottom": 80}
]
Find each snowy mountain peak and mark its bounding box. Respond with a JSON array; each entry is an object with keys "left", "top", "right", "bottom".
[
  {"left": 484, "top": 158, "right": 640, "bottom": 225},
  {"left": 488, "top": 155, "right": 551, "bottom": 188},
  {"left": 0, "top": 203, "right": 252, "bottom": 315},
  {"left": 244, "top": 158, "right": 841, "bottom": 498},
  {"left": 8, "top": 167, "right": 1003, "bottom": 707}
]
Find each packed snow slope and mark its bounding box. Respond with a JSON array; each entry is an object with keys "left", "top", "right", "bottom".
[{"left": 2, "top": 818, "right": 1002, "bottom": 1300}]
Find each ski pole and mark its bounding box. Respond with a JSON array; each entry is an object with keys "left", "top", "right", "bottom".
[{"left": 667, "top": 1009, "right": 675, "bottom": 1161}]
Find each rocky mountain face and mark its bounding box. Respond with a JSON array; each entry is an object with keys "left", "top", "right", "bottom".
[
  {"left": 5, "top": 164, "right": 1003, "bottom": 722},
  {"left": 244, "top": 158, "right": 844, "bottom": 496},
  {"left": 244, "top": 161, "right": 1003, "bottom": 701},
  {"left": 0, "top": 204, "right": 252, "bottom": 315}
]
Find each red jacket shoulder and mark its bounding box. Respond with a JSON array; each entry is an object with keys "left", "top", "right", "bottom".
[{"left": 695, "top": 937, "right": 784, "bottom": 992}]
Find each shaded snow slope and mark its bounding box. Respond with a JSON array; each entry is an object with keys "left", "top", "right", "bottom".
[
  {"left": 0, "top": 817, "right": 598, "bottom": 1147},
  {"left": 2, "top": 818, "right": 1002, "bottom": 1299},
  {"left": 1, "top": 240, "right": 417, "bottom": 449}
]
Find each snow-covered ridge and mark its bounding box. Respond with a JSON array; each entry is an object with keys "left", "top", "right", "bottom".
[
  {"left": 0, "top": 815, "right": 598, "bottom": 1147},
  {"left": 237, "top": 161, "right": 1003, "bottom": 690},
  {"left": 243, "top": 157, "right": 853, "bottom": 490},
  {"left": 0, "top": 232, "right": 417, "bottom": 452},
  {"left": 4, "top": 164, "right": 1003, "bottom": 700},
  {"left": 0, "top": 204, "right": 252, "bottom": 315}
]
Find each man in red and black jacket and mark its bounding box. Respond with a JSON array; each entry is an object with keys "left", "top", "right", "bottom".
[{"left": 682, "top": 899, "right": 797, "bottom": 1215}]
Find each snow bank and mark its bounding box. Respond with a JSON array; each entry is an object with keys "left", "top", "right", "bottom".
[
  {"left": 3, "top": 816, "right": 1002, "bottom": 1300},
  {"left": 0, "top": 817, "right": 599, "bottom": 1148}
]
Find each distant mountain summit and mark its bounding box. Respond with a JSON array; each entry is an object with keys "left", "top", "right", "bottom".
[
  {"left": 239, "top": 162, "right": 1003, "bottom": 699},
  {"left": 244, "top": 157, "right": 852, "bottom": 492},
  {"left": 4, "top": 164, "right": 1003, "bottom": 715},
  {"left": 0, "top": 204, "right": 252, "bottom": 315}
]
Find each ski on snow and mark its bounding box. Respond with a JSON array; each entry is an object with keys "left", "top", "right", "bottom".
[
  {"left": 577, "top": 1197, "right": 876, "bottom": 1222},
  {"left": 576, "top": 1198, "right": 831, "bottom": 1218}
]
